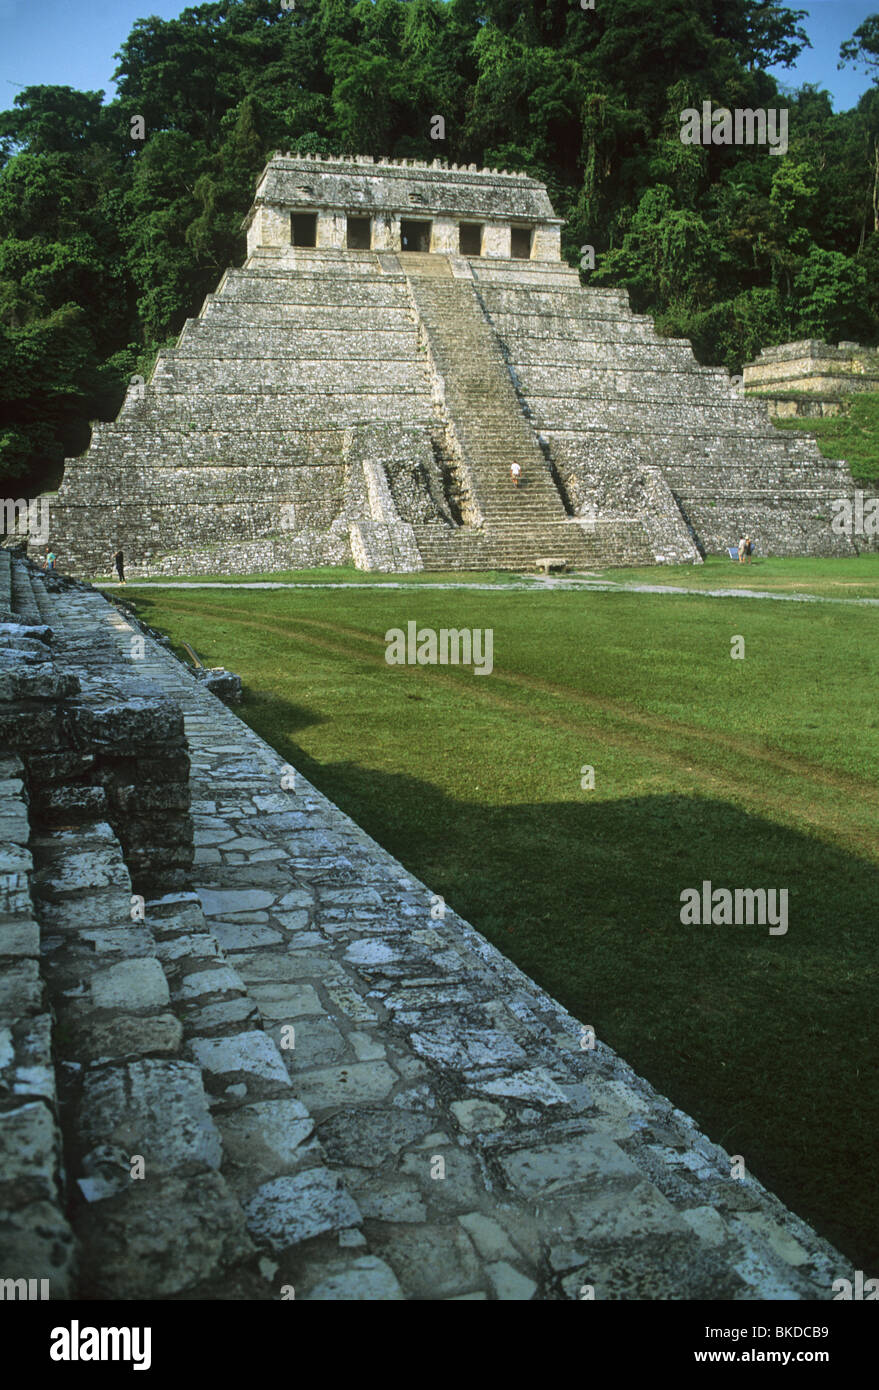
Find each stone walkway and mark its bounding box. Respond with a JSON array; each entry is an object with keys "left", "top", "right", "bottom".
[{"left": 9, "top": 565, "right": 857, "bottom": 1299}]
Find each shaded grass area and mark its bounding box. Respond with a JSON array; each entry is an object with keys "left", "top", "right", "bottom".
[
  {"left": 594, "top": 554, "right": 879, "bottom": 600},
  {"left": 769, "top": 391, "right": 879, "bottom": 484},
  {"left": 131, "top": 583, "right": 879, "bottom": 1272}
]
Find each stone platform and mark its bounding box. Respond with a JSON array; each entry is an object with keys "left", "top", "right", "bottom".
[{"left": 0, "top": 552, "right": 854, "bottom": 1299}]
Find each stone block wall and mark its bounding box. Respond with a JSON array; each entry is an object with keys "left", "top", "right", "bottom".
[
  {"left": 0, "top": 747, "right": 76, "bottom": 1300},
  {"left": 744, "top": 340, "right": 879, "bottom": 395}
]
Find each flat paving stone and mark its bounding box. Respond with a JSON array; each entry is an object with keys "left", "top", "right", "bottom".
[
  {"left": 472, "top": 1067, "right": 571, "bottom": 1107},
  {"left": 450, "top": 1099, "right": 507, "bottom": 1133},
  {"left": 78, "top": 1059, "right": 222, "bottom": 1174},
  {"left": 198, "top": 888, "right": 276, "bottom": 916},
  {"left": 179, "top": 966, "right": 246, "bottom": 999},
  {"left": 245, "top": 1168, "right": 361, "bottom": 1249},
  {"left": 410, "top": 1026, "right": 529, "bottom": 1070},
  {"left": 90, "top": 959, "right": 170, "bottom": 1011},
  {"left": 368, "top": 1222, "right": 485, "bottom": 1300},
  {"left": 248, "top": 983, "right": 323, "bottom": 1018},
  {"left": 272, "top": 1015, "right": 347, "bottom": 1067},
  {"left": 318, "top": 1108, "right": 435, "bottom": 1168},
  {"left": 190, "top": 1031, "right": 291, "bottom": 1090},
  {"left": 291, "top": 1060, "right": 398, "bottom": 1109},
  {"left": 301, "top": 1255, "right": 404, "bottom": 1300},
  {"left": 499, "top": 1133, "right": 642, "bottom": 1198},
  {"left": 210, "top": 922, "right": 284, "bottom": 951},
  {"left": 217, "top": 1099, "right": 315, "bottom": 1177}
]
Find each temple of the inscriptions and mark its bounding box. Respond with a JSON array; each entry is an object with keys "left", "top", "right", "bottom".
[{"left": 45, "top": 154, "right": 871, "bottom": 575}]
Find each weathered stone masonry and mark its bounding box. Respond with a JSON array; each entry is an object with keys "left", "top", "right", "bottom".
[
  {"left": 0, "top": 548, "right": 857, "bottom": 1298},
  {"left": 44, "top": 155, "right": 871, "bottom": 576}
]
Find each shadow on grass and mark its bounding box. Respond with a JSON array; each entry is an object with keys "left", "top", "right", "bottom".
[
  {"left": 127, "top": 590, "right": 878, "bottom": 1271},
  {"left": 255, "top": 726, "right": 877, "bottom": 1275}
]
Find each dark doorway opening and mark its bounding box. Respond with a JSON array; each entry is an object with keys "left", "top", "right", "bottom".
[
  {"left": 291, "top": 213, "right": 317, "bottom": 247},
  {"left": 511, "top": 226, "right": 533, "bottom": 259},
  {"left": 347, "top": 216, "right": 371, "bottom": 250},
  {"left": 400, "top": 219, "right": 432, "bottom": 252},
  {"left": 459, "top": 223, "right": 483, "bottom": 256}
]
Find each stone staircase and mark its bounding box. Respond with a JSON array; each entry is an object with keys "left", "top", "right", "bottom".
[
  {"left": 0, "top": 551, "right": 859, "bottom": 1298},
  {"left": 402, "top": 260, "right": 594, "bottom": 571}
]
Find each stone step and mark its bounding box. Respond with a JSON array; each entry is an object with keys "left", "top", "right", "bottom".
[
  {"left": 10, "top": 559, "right": 43, "bottom": 623},
  {"left": 0, "top": 745, "right": 76, "bottom": 1297},
  {"left": 0, "top": 546, "right": 13, "bottom": 613},
  {"left": 403, "top": 270, "right": 593, "bottom": 568}
]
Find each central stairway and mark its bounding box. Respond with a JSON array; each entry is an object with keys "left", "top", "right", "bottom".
[{"left": 400, "top": 256, "right": 594, "bottom": 570}]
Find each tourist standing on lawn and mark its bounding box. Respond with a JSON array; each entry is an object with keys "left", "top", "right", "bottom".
[
  {"left": 114, "top": 549, "right": 126, "bottom": 584},
  {"left": 738, "top": 535, "right": 746, "bottom": 563}
]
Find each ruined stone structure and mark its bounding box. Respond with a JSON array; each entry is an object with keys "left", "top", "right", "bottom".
[
  {"left": 0, "top": 549, "right": 858, "bottom": 1298},
  {"left": 46, "top": 155, "right": 866, "bottom": 575},
  {"left": 745, "top": 339, "right": 879, "bottom": 419}
]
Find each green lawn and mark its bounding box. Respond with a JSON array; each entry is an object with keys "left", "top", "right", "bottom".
[
  {"left": 129, "top": 574, "right": 879, "bottom": 1272},
  {"left": 593, "top": 554, "right": 879, "bottom": 600},
  {"left": 103, "top": 554, "right": 879, "bottom": 601},
  {"left": 102, "top": 566, "right": 526, "bottom": 586},
  {"left": 767, "top": 389, "right": 879, "bottom": 484}
]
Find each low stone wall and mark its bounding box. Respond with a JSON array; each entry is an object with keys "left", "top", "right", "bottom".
[
  {"left": 756, "top": 397, "right": 845, "bottom": 420},
  {"left": 743, "top": 340, "right": 879, "bottom": 395},
  {"left": 0, "top": 747, "right": 76, "bottom": 1299}
]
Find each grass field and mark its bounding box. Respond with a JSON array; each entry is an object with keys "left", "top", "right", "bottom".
[
  {"left": 103, "top": 566, "right": 527, "bottom": 586},
  {"left": 109, "top": 554, "right": 879, "bottom": 600},
  {"left": 129, "top": 559, "right": 879, "bottom": 1271},
  {"left": 767, "top": 390, "right": 879, "bottom": 484},
  {"left": 592, "top": 554, "right": 879, "bottom": 600}
]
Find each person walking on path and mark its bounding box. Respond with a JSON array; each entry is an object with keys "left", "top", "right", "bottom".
[
  {"left": 114, "top": 548, "right": 126, "bottom": 584},
  {"left": 510, "top": 461, "right": 522, "bottom": 489},
  {"left": 44, "top": 550, "right": 56, "bottom": 572}
]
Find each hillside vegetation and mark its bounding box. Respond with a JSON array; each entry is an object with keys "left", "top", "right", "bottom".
[{"left": 770, "top": 391, "right": 879, "bottom": 482}]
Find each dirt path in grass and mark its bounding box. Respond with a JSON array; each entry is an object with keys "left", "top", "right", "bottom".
[
  {"left": 119, "top": 578, "right": 879, "bottom": 604},
  {"left": 147, "top": 598, "right": 879, "bottom": 861}
]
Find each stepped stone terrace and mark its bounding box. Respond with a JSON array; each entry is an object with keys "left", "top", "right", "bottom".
[
  {"left": 0, "top": 547, "right": 858, "bottom": 1299},
  {"left": 44, "top": 155, "right": 871, "bottom": 578},
  {"left": 744, "top": 339, "right": 879, "bottom": 420}
]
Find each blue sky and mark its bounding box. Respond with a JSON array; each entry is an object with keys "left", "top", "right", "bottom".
[
  {"left": 0, "top": 0, "right": 877, "bottom": 110},
  {"left": 768, "top": 0, "right": 878, "bottom": 108}
]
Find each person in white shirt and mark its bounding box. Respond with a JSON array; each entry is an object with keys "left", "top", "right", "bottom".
[{"left": 510, "top": 462, "right": 522, "bottom": 488}]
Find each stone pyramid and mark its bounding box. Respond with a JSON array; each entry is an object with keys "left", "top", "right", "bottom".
[{"left": 46, "top": 153, "right": 865, "bottom": 575}]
